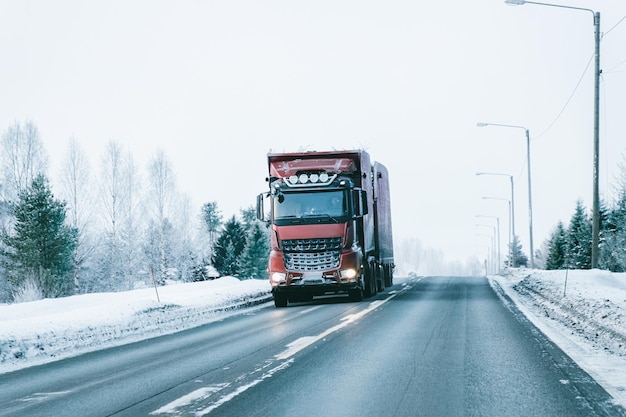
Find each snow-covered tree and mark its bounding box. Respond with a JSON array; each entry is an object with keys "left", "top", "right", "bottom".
[
  {"left": 58, "top": 138, "right": 95, "bottom": 293},
  {"left": 565, "top": 199, "right": 592, "bottom": 269},
  {"left": 143, "top": 218, "right": 176, "bottom": 285},
  {"left": 96, "top": 141, "right": 127, "bottom": 291},
  {"left": 602, "top": 188, "right": 626, "bottom": 272},
  {"left": 119, "top": 151, "right": 143, "bottom": 289},
  {"left": 173, "top": 194, "right": 197, "bottom": 282},
  {"left": 200, "top": 201, "right": 222, "bottom": 259},
  {"left": 506, "top": 235, "right": 528, "bottom": 268},
  {"left": 238, "top": 220, "right": 269, "bottom": 279},
  {"left": 0, "top": 120, "right": 48, "bottom": 203},
  {"left": 144, "top": 150, "right": 178, "bottom": 283},
  {"left": 212, "top": 216, "right": 246, "bottom": 277},
  {"left": 1, "top": 174, "right": 76, "bottom": 299},
  {"left": 0, "top": 121, "right": 49, "bottom": 300},
  {"left": 545, "top": 222, "right": 567, "bottom": 270}
]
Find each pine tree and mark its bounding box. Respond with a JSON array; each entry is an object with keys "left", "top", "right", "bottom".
[
  {"left": 211, "top": 216, "right": 246, "bottom": 277},
  {"left": 601, "top": 189, "right": 626, "bottom": 271},
  {"left": 545, "top": 222, "right": 567, "bottom": 270},
  {"left": 565, "top": 199, "right": 592, "bottom": 269},
  {"left": 506, "top": 235, "right": 528, "bottom": 268},
  {"left": 1, "top": 174, "right": 76, "bottom": 298},
  {"left": 238, "top": 220, "right": 269, "bottom": 279}
]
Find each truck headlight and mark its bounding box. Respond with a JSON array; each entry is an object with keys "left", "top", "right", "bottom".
[
  {"left": 340, "top": 269, "right": 357, "bottom": 280},
  {"left": 270, "top": 272, "right": 286, "bottom": 284}
]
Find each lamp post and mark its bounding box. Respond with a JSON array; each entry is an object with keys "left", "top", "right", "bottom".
[
  {"left": 476, "top": 234, "right": 495, "bottom": 274},
  {"left": 476, "top": 171, "right": 516, "bottom": 265},
  {"left": 475, "top": 246, "right": 491, "bottom": 275},
  {"left": 504, "top": 0, "right": 601, "bottom": 267},
  {"left": 477, "top": 123, "right": 534, "bottom": 268},
  {"left": 476, "top": 215, "right": 501, "bottom": 273},
  {"left": 476, "top": 172, "right": 515, "bottom": 240},
  {"left": 483, "top": 196, "right": 512, "bottom": 267}
]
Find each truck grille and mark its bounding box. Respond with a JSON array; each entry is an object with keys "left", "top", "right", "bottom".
[{"left": 281, "top": 237, "right": 342, "bottom": 272}]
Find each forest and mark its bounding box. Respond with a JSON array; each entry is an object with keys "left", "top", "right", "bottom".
[{"left": 0, "top": 120, "right": 270, "bottom": 303}]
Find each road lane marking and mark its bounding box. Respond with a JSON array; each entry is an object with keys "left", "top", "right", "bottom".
[
  {"left": 298, "top": 306, "right": 323, "bottom": 315},
  {"left": 151, "top": 282, "right": 418, "bottom": 416},
  {"left": 18, "top": 391, "right": 73, "bottom": 403},
  {"left": 195, "top": 360, "right": 293, "bottom": 416},
  {"left": 151, "top": 385, "right": 228, "bottom": 415},
  {"left": 275, "top": 292, "right": 406, "bottom": 361}
]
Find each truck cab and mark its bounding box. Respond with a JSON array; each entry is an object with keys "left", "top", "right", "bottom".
[{"left": 257, "top": 150, "right": 393, "bottom": 307}]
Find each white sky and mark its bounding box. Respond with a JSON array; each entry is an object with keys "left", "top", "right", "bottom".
[{"left": 1, "top": 1, "right": 625, "bottom": 263}]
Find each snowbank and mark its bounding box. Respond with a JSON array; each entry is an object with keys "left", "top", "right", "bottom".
[
  {"left": 0, "top": 277, "right": 272, "bottom": 374},
  {"left": 492, "top": 268, "right": 626, "bottom": 408}
]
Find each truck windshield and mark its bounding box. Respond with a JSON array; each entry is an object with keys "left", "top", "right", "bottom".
[{"left": 273, "top": 190, "right": 346, "bottom": 222}]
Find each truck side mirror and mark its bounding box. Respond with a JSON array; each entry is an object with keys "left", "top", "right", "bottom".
[
  {"left": 256, "top": 193, "right": 267, "bottom": 222},
  {"left": 351, "top": 189, "right": 368, "bottom": 218}
]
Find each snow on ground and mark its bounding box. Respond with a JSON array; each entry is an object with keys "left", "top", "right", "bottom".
[
  {"left": 1, "top": 270, "right": 626, "bottom": 409},
  {"left": 0, "top": 277, "right": 272, "bottom": 374},
  {"left": 491, "top": 269, "right": 626, "bottom": 408}
]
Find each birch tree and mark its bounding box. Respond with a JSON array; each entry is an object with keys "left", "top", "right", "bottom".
[
  {"left": 97, "top": 141, "right": 127, "bottom": 290},
  {"left": 58, "top": 138, "right": 95, "bottom": 293},
  {"left": 144, "top": 150, "right": 177, "bottom": 283},
  {"left": 0, "top": 120, "right": 48, "bottom": 202},
  {"left": 120, "top": 151, "right": 143, "bottom": 290}
]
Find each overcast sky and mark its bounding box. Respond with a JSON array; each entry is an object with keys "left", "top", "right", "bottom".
[{"left": 1, "top": 1, "right": 625, "bottom": 264}]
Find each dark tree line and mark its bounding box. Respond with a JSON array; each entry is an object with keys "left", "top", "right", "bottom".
[{"left": 544, "top": 194, "right": 626, "bottom": 272}]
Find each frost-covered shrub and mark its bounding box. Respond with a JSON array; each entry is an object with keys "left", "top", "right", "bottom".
[{"left": 13, "top": 276, "right": 44, "bottom": 303}]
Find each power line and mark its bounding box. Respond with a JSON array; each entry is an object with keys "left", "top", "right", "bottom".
[
  {"left": 534, "top": 52, "right": 594, "bottom": 140},
  {"left": 533, "top": 14, "right": 626, "bottom": 141}
]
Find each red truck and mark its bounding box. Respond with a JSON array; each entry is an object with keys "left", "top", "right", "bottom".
[{"left": 256, "top": 150, "right": 394, "bottom": 307}]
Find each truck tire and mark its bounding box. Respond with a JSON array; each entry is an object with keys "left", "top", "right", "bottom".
[
  {"left": 273, "top": 293, "right": 288, "bottom": 308},
  {"left": 363, "top": 261, "right": 377, "bottom": 298}
]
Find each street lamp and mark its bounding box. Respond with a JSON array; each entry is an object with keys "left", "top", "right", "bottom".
[
  {"left": 476, "top": 171, "right": 516, "bottom": 264},
  {"left": 475, "top": 245, "right": 491, "bottom": 275},
  {"left": 504, "top": 0, "right": 601, "bottom": 267},
  {"left": 476, "top": 225, "right": 498, "bottom": 273},
  {"left": 476, "top": 172, "right": 515, "bottom": 239},
  {"left": 483, "top": 196, "right": 512, "bottom": 268},
  {"left": 476, "top": 215, "right": 501, "bottom": 273},
  {"left": 476, "top": 234, "right": 495, "bottom": 274},
  {"left": 477, "top": 122, "right": 534, "bottom": 268}
]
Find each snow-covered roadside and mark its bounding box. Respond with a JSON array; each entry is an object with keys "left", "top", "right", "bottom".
[
  {"left": 0, "top": 277, "right": 272, "bottom": 374},
  {"left": 491, "top": 269, "right": 626, "bottom": 408}
]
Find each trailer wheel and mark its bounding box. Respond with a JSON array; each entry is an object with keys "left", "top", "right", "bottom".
[
  {"left": 273, "top": 293, "right": 288, "bottom": 308},
  {"left": 384, "top": 264, "right": 393, "bottom": 287}
]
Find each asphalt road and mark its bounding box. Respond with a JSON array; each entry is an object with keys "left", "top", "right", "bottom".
[{"left": 0, "top": 276, "right": 624, "bottom": 417}]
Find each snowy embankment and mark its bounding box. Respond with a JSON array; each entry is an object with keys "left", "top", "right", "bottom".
[
  {"left": 0, "top": 277, "right": 272, "bottom": 374},
  {"left": 491, "top": 269, "right": 626, "bottom": 408}
]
